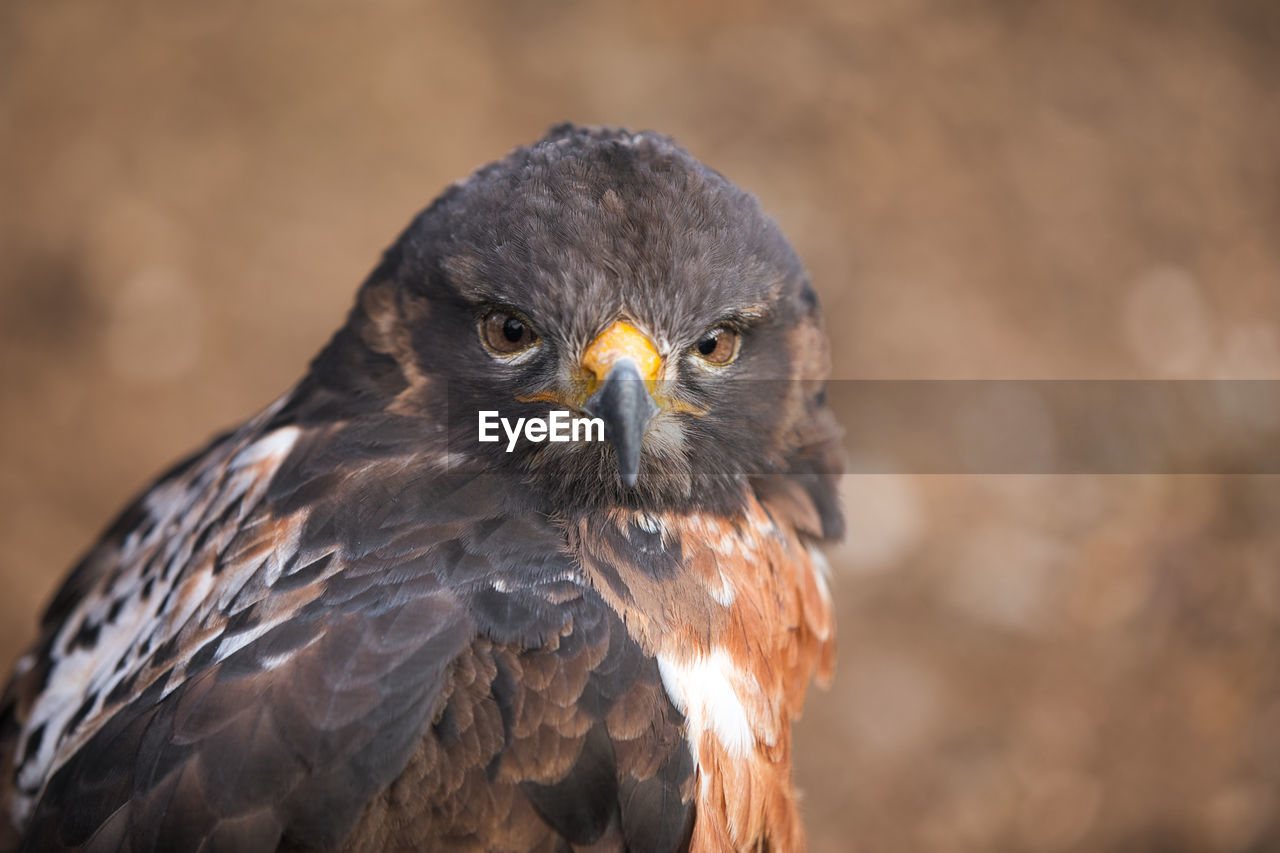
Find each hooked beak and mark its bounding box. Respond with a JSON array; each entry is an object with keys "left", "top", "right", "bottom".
[{"left": 582, "top": 321, "right": 661, "bottom": 487}]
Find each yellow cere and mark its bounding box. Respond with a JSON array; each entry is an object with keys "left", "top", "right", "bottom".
[{"left": 581, "top": 320, "right": 662, "bottom": 388}]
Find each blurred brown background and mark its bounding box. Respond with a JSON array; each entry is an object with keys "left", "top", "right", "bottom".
[{"left": 3, "top": 1, "right": 1279, "bottom": 850}]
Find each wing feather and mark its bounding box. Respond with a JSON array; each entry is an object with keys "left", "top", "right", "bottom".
[{"left": 4, "top": 398, "right": 697, "bottom": 852}]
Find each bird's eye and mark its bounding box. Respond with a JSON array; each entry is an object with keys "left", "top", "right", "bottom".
[
  {"left": 480, "top": 308, "right": 537, "bottom": 356},
  {"left": 692, "top": 326, "right": 740, "bottom": 366}
]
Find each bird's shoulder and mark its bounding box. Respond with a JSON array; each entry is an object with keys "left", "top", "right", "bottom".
[
  {"left": 1, "top": 394, "right": 701, "bottom": 852},
  {"left": 1, "top": 394, "right": 321, "bottom": 838}
]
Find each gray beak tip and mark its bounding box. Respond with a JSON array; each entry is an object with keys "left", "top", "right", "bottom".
[{"left": 583, "top": 358, "right": 659, "bottom": 489}]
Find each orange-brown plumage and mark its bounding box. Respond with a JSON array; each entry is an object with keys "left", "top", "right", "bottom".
[{"left": 569, "top": 486, "right": 836, "bottom": 851}]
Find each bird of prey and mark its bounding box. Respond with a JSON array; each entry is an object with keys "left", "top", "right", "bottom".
[{"left": 0, "top": 125, "right": 843, "bottom": 852}]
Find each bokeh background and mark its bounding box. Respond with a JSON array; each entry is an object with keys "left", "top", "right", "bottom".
[{"left": 3, "top": 2, "right": 1279, "bottom": 850}]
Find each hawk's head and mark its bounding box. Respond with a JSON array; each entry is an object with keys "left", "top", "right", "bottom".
[{"left": 299, "top": 124, "right": 841, "bottom": 522}]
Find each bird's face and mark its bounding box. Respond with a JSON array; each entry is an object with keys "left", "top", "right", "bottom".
[{"left": 326, "top": 126, "right": 836, "bottom": 514}]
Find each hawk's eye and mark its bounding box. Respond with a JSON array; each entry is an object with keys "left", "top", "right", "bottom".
[
  {"left": 480, "top": 309, "right": 537, "bottom": 356},
  {"left": 692, "top": 326, "right": 740, "bottom": 366}
]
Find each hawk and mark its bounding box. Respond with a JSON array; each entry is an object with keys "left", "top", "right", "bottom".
[{"left": 0, "top": 125, "right": 843, "bottom": 852}]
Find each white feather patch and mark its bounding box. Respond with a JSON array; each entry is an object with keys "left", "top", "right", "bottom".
[
  {"left": 657, "top": 648, "right": 759, "bottom": 760},
  {"left": 806, "top": 546, "right": 836, "bottom": 640},
  {"left": 230, "top": 426, "right": 301, "bottom": 469}
]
